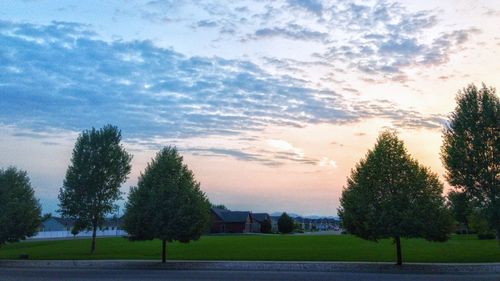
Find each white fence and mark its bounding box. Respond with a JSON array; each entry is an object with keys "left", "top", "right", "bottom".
[{"left": 29, "top": 229, "right": 127, "bottom": 240}]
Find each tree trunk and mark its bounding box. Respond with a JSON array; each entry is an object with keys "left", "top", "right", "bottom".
[
  {"left": 395, "top": 236, "right": 402, "bottom": 266},
  {"left": 161, "top": 239, "right": 167, "bottom": 263},
  {"left": 90, "top": 225, "right": 97, "bottom": 254}
]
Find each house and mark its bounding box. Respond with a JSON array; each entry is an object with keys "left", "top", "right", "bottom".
[
  {"left": 39, "top": 217, "right": 73, "bottom": 232},
  {"left": 210, "top": 208, "right": 253, "bottom": 233},
  {"left": 251, "top": 213, "right": 271, "bottom": 232}
]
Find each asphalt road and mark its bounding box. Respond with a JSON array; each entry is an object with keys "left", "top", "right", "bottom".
[{"left": 1, "top": 268, "right": 499, "bottom": 281}]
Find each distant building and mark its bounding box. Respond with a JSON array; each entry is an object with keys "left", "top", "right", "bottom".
[
  {"left": 32, "top": 216, "right": 125, "bottom": 239},
  {"left": 210, "top": 208, "right": 252, "bottom": 233},
  {"left": 210, "top": 208, "right": 271, "bottom": 233},
  {"left": 39, "top": 217, "right": 72, "bottom": 232}
]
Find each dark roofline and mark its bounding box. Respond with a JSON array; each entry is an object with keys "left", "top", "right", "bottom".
[
  {"left": 252, "top": 213, "right": 270, "bottom": 222},
  {"left": 211, "top": 208, "right": 251, "bottom": 223}
]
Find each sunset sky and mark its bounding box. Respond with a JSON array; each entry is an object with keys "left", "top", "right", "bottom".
[{"left": 1, "top": 0, "right": 499, "bottom": 216}]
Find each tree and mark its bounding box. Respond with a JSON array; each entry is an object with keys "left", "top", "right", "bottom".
[
  {"left": 58, "top": 125, "right": 132, "bottom": 254},
  {"left": 260, "top": 218, "right": 272, "bottom": 233},
  {"left": 0, "top": 167, "right": 41, "bottom": 246},
  {"left": 210, "top": 204, "right": 228, "bottom": 210},
  {"left": 441, "top": 83, "right": 499, "bottom": 247},
  {"left": 278, "top": 212, "right": 294, "bottom": 234},
  {"left": 447, "top": 190, "right": 472, "bottom": 234},
  {"left": 123, "top": 146, "right": 210, "bottom": 263},
  {"left": 338, "top": 131, "right": 453, "bottom": 265}
]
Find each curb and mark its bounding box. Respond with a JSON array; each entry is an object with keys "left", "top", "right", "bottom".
[{"left": 1, "top": 260, "right": 500, "bottom": 274}]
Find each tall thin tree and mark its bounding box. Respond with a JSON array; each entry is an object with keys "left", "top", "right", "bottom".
[
  {"left": 59, "top": 125, "right": 132, "bottom": 254},
  {"left": 441, "top": 84, "right": 499, "bottom": 247}
]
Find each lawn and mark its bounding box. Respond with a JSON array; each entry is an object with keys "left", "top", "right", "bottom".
[{"left": 0, "top": 234, "right": 499, "bottom": 263}]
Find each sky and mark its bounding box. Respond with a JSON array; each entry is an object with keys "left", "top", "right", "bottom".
[{"left": 0, "top": 0, "right": 499, "bottom": 216}]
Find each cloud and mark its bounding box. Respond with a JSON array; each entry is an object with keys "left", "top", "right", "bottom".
[
  {"left": 188, "top": 147, "right": 266, "bottom": 162},
  {"left": 319, "top": 157, "right": 337, "bottom": 168},
  {"left": 419, "top": 28, "right": 481, "bottom": 66},
  {"left": 267, "top": 139, "right": 305, "bottom": 159},
  {"left": 251, "top": 23, "right": 329, "bottom": 42},
  {"left": 315, "top": 26, "right": 479, "bottom": 81},
  {"left": 378, "top": 38, "right": 423, "bottom": 55},
  {"left": 196, "top": 19, "right": 218, "bottom": 28},
  {"left": 483, "top": 8, "right": 500, "bottom": 17},
  {"left": 0, "top": 20, "right": 444, "bottom": 146},
  {"left": 291, "top": 1, "right": 475, "bottom": 79},
  {"left": 115, "top": 0, "right": 480, "bottom": 83},
  {"left": 287, "top": 0, "right": 323, "bottom": 15},
  {"left": 185, "top": 144, "right": 318, "bottom": 167}
]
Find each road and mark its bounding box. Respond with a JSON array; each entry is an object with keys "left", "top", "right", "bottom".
[{"left": 0, "top": 268, "right": 499, "bottom": 281}]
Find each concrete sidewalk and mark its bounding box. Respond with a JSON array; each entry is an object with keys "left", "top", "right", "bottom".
[{"left": 1, "top": 260, "right": 500, "bottom": 274}]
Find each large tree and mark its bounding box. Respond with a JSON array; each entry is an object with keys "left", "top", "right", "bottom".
[
  {"left": 339, "top": 131, "right": 453, "bottom": 265},
  {"left": 58, "top": 125, "right": 132, "bottom": 254},
  {"left": 0, "top": 167, "right": 41, "bottom": 246},
  {"left": 123, "top": 146, "right": 210, "bottom": 263},
  {"left": 441, "top": 84, "right": 499, "bottom": 246}
]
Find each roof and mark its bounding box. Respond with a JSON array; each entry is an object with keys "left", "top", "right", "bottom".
[
  {"left": 211, "top": 208, "right": 251, "bottom": 223},
  {"left": 252, "top": 213, "right": 270, "bottom": 222}
]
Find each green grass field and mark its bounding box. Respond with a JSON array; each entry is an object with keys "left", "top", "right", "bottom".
[{"left": 1, "top": 234, "right": 499, "bottom": 263}]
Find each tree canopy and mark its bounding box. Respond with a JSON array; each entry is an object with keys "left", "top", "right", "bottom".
[
  {"left": 210, "top": 204, "right": 228, "bottom": 210},
  {"left": 0, "top": 167, "right": 41, "bottom": 246},
  {"left": 339, "top": 131, "right": 453, "bottom": 265},
  {"left": 58, "top": 124, "right": 132, "bottom": 254},
  {"left": 278, "top": 212, "right": 294, "bottom": 234},
  {"left": 441, "top": 83, "right": 499, "bottom": 246},
  {"left": 123, "top": 146, "right": 210, "bottom": 263}
]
